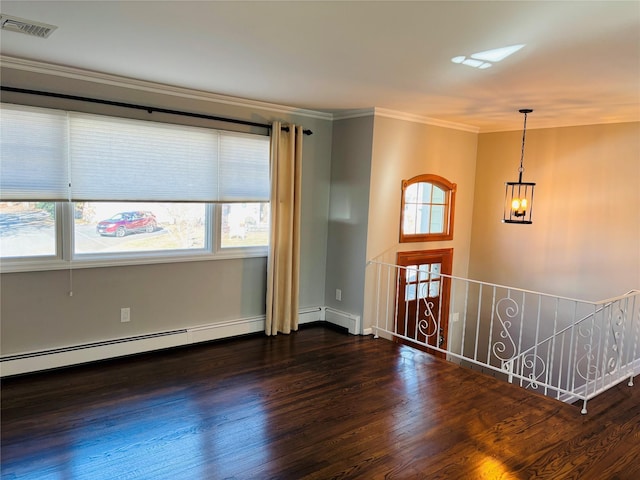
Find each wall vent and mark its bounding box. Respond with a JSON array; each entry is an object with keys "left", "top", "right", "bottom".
[{"left": 0, "top": 14, "right": 57, "bottom": 38}]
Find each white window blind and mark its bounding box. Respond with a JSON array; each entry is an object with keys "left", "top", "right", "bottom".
[
  {"left": 0, "top": 104, "right": 69, "bottom": 201},
  {"left": 1, "top": 103, "right": 271, "bottom": 203},
  {"left": 69, "top": 113, "right": 220, "bottom": 202},
  {"left": 219, "top": 132, "right": 270, "bottom": 201}
]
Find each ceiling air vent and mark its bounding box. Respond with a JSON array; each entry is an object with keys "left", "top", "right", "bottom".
[{"left": 0, "top": 14, "right": 57, "bottom": 38}]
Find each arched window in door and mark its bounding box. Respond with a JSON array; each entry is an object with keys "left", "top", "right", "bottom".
[{"left": 400, "top": 174, "right": 456, "bottom": 242}]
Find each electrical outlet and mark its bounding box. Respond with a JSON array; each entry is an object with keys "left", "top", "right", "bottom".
[
  {"left": 336, "top": 289, "right": 342, "bottom": 301},
  {"left": 120, "top": 307, "right": 131, "bottom": 323}
]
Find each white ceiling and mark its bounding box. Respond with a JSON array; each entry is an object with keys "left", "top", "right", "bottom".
[{"left": 1, "top": 1, "right": 639, "bottom": 132}]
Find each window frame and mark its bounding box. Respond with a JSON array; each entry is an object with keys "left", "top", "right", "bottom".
[
  {"left": 399, "top": 174, "right": 456, "bottom": 243},
  {"left": 1, "top": 202, "right": 269, "bottom": 273},
  {"left": 70, "top": 202, "right": 214, "bottom": 262},
  {"left": 0, "top": 102, "right": 271, "bottom": 272},
  {"left": 215, "top": 202, "right": 271, "bottom": 257}
]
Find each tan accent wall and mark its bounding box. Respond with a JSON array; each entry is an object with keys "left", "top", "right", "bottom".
[
  {"left": 363, "top": 115, "right": 479, "bottom": 330},
  {"left": 470, "top": 122, "right": 640, "bottom": 300},
  {"left": 367, "top": 116, "right": 479, "bottom": 275}
]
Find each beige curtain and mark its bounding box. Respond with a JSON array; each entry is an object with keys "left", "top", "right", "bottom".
[{"left": 265, "top": 122, "right": 303, "bottom": 336}]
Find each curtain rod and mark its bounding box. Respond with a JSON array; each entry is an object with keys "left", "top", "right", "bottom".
[{"left": 0, "top": 86, "right": 313, "bottom": 135}]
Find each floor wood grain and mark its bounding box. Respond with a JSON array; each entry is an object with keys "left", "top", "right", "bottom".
[{"left": 1, "top": 325, "right": 638, "bottom": 479}]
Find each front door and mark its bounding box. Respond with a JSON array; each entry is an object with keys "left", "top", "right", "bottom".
[{"left": 395, "top": 249, "right": 453, "bottom": 358}]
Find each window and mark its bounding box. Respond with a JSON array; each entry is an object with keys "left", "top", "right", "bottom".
[
  {"left": 400, "top": 174, "right": 456, "bottom": 242},
  {"left": 73, "top": 202, "right": 207, "bottom": 255},
  {"left": 0, "top": 103, "right": 271, "bottom": 271},
  {"left": 0, "top": 202, "right": 57, "bottom": 258},
  {"left": 220, "top": 203, "right": 270, "bottom": 249}
]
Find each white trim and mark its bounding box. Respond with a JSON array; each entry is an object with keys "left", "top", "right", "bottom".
[
  {"left": 0, "top": 200, "right": 270, "bottom": 274},
  {"left": 324, "top": 307, "right": 361, "bottom": 335},
  {"left": 331, "top": 107, "right": 479, "bottom": 133},
  {"left": 363, "top": 327, "right": 374, "bottom": 336},
  {"left": 372, "top": 326, "right": 393, "bottom": 341},
  {"left": 299, "top": 306, "right": 324, "bottom": 325},
  {"left": 0, "top": 250, "right": 268, "bottom": 274},
  {"left": 186, "top": 317, "right": 264, "bottom": 344},
  {"left": 332, "top": 108, "right": 376, "bottom": 121},
  {"left": 1, "top": 56, "right": 333, "bottom": 121},
  {"left": 374, "top": 107, "right": 479, "bottom": 133},
  {"left": 2, "top": 57, "right": 481, "bottom": 132}
]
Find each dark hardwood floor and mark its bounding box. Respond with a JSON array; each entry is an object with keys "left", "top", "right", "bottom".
[{"left": 1, "top": 324, "right": 639, "bottom": 480}]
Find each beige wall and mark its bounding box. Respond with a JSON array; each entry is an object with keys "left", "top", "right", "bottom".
[
  {"left": 363, "top": 115, "right": 479, "bottom": 330},
  {"left": 470, "top": 122, "right": 640, "bottom": 301},
  {"left": 0, "top": 65, "right": 333, "bottom": 355},
  {"left": 367, "top": 116, "right": 478, "bottom": 274}
]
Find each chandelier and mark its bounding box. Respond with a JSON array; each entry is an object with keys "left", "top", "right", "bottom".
[{"left": 503, "top": 109, "right": 535, "bottom": 224}]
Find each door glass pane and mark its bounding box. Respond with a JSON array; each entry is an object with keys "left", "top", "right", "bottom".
[
  {"left": 429, "top": 280, "right": 440, "bottom": 297},
  {"left": 418, "top": 264, "right": 430, "bottom": 281},
  {"left": 430, "top": 263, "right": 441, "bottom": 279},
  {"left": 418, "top": 281, "right": 429, "bottom": 299},
  {"left": 406, "top": 265, "right": 417, "bottom": 282},
  {"left": 405, "top": 284, "right": 416, "bottom": 301}
]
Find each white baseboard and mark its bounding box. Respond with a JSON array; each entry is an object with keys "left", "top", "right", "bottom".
[
  {"left": 371, "top": 327, "right": 393, "bottom": 341},
  {"left": 0, "top": 306, "right": 325, "bottom": 377},
  {"left": 186, "top": 307, "right": 323, "bottom": 344},
  {"left": 299, "top": 307, "right": 324, "bottom": 325},
  {"left": 187, "top": 317, "right": 264, "bottom": 344},
  {"left": 323, "top": 307, "right": 361, "bottom": 335}
]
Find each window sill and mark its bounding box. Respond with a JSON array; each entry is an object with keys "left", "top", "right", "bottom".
[{"left": 0, "top": 248, "right": 268, "bottom": 273}]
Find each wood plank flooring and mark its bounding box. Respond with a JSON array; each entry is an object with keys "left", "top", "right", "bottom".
[{"left": 1, "top": 324, "right": 639, "bottom": 479}]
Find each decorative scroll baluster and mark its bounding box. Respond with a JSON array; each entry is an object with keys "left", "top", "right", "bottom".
[
  {"left": 417, "top": 297, "right": 438, "bottom": 340},
  {"left": 607, "top": 302, "right": 625, "bottom": 373},
  {"left": 492, "top": 297, "right": 518, "bottom": 362},
  {"left": 366, "top": 259, "right": 639, "bottom": 415},
  {"left": 576, "top": 321, "right": 600, "bottom": 382}
]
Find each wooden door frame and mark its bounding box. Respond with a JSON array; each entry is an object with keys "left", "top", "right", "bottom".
[{"left": 395, "top": 248, "right": 453, "bottom": 358}]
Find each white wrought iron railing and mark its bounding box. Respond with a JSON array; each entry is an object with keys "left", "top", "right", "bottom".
[{"left": 366, "top": 260, "right": 640, "bottom": 414}]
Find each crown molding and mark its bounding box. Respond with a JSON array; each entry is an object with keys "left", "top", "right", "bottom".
[
  {"left": 1, "top": 56, "right": 483, "bottom": 131},
  {"left": 331, "top": 106, "right": 479, "bottom": 133},
  {"left": 373, "top": 107, "right": 479, "bottom": 133},
  {"left": 332, "top": 108, "right": 376, "bottom": 121},
  {"left": 0, "top": 56, "right": 333, "bottom": 121}
]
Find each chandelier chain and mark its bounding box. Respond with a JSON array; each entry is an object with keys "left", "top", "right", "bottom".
[{"left": 519, "top": 111, "right": 528, "bottom": 176}]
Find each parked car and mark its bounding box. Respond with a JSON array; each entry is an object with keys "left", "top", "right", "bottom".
[{"left": 97, "top": 211, "right": 157, "bottom": 237}]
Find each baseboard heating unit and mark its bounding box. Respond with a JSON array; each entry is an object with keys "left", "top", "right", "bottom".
[{"left": 1, "top": 305, "right": 362, "bottom": 377}]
